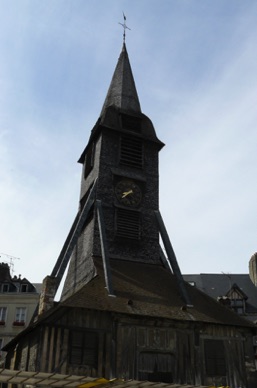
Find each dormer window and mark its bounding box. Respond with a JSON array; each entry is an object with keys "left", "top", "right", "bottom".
[
  {"left": 2, "top": 284, "right": 9, "bottom": 293},
  {"left": 226, "top": 284, "right": 247, "bottom": 315},
  {"left": 230, "top": 299, "right": 245, "bottom": 314},
  {"left": 21, "top": 284, "right": 28, "bottom": 293}
]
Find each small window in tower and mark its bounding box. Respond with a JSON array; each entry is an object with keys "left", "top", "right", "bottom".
[
  {"left": 120, "top": 135, "right": 143, "bottom": 169},
  {"left": 84, "top": 142, "right": 95, "bottom": 179},
  {"left": 121, "top": 114, "right": 141, "bottom": 132},
  {"left": 116, "top": 208, "right": 141, "bottom": 240}
]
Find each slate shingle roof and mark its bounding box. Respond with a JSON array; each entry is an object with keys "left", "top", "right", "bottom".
[
  {"left": 100, "top": 43, "right": 141, "bottom": 116},
  {"left": 183, "top": 273, "right": 257, "bottom": 321}
]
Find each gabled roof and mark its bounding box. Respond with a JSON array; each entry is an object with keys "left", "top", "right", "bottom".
[
  {"left": 100, "top": 43, "right": 141, "bottom": 116},
  {"left": 226, "top": 283, "right": 248, "bottom": 300},
  {"left": 0, "top": 263, "right": 38, "bottom": 293}
]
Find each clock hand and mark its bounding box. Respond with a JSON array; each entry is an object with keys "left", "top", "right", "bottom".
[{"left": 122, "top": 189, "right": 133, "bottom": 198}]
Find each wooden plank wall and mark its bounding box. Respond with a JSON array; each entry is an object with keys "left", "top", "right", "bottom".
[{"left": 7, "top": 308, "right": 255, "bottom": 388}]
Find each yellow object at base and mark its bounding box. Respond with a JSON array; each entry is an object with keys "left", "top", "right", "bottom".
[{"left": 79, "top": 378, "right": 117, "bottom": 387}]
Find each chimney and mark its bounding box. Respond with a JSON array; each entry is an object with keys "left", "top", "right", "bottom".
[
  {"left": 0, "top": 263, "right": 12, "bottom": 283},
  {"left": 249, "top": 252, "right": 257, "bottom": 286},
  {"left": 38, "top": 276, "right": 58, "bottom": 315}
]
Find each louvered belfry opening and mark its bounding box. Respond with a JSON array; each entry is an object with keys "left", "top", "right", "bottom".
[
  {"left": 120, "top": 135, "right": 143, "bottom": 169},
  {"left": 116, "top": 208, "right": 141, "bottom": 240}
]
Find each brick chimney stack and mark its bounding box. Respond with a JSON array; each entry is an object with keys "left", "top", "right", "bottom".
[{"left": 38, "top": 276, "right": 58, "bottom": 315}]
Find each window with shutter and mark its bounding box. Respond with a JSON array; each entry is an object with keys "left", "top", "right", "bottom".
[{"left": 2, "top": 284, "right": 9, "bottom": 292}]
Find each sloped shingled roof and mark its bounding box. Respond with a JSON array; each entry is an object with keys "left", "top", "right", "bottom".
[
  {"left": 61, "top": 258, "right": 254, "bottom": 328},
  {"left": 100, "top": 43, "right": 141, "bottom": 116},
  {"left": 183, "top": 273, "right": 257, "bottom": 320},
  {"left": 184, "top": 273, "right": 257, "bottom": 304},
  {"left": 3, "top": 259, "right": 254, "bottom": 352}
]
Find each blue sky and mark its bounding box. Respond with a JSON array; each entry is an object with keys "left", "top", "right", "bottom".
[{"left": 0, "top": 0, "right": 256, "bottom": 286}]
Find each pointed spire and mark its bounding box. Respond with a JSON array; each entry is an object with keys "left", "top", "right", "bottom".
[{"left": 100, "top": 43, "right": 141, "bottom": 116}]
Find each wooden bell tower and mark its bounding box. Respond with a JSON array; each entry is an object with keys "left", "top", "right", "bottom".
[{"left": 61, "top": 43, "right": 165, "bottom": 301}]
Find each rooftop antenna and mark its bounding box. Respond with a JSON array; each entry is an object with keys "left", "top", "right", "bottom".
[
  {"left": 222, "top": 271, "right": 232, "bottom": 291},
  {"left": 0, "top": 252, "right": 20, "bottom": 276},
  {"left": 119, "top": 12, "right": 131, "bottom": 43}
]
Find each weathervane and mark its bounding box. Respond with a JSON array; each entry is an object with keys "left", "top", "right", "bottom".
[{"left": 119, "top": 12, "right": 131, "bottom": 42}]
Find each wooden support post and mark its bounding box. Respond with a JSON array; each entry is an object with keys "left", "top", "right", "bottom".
[
  {"left": 160, "top": 247, "right": 172, "bottom": 272},
  {"left": 51, "top": 179, "right": 97, "bottom": 293},
  {"left": 155, "top": 210, "right": 193, "bottom": 307},
  {"left": 96, "top": 200, "right": 115, "bottom": 297}
]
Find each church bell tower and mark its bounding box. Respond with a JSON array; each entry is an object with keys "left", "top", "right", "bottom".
[{"left": 61, "top": 43, "right": 164, "bottom": 301}]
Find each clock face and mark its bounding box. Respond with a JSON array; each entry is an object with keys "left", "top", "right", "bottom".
[{"left": 115, "top": 179, "right": 142, "bottom": 207}]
